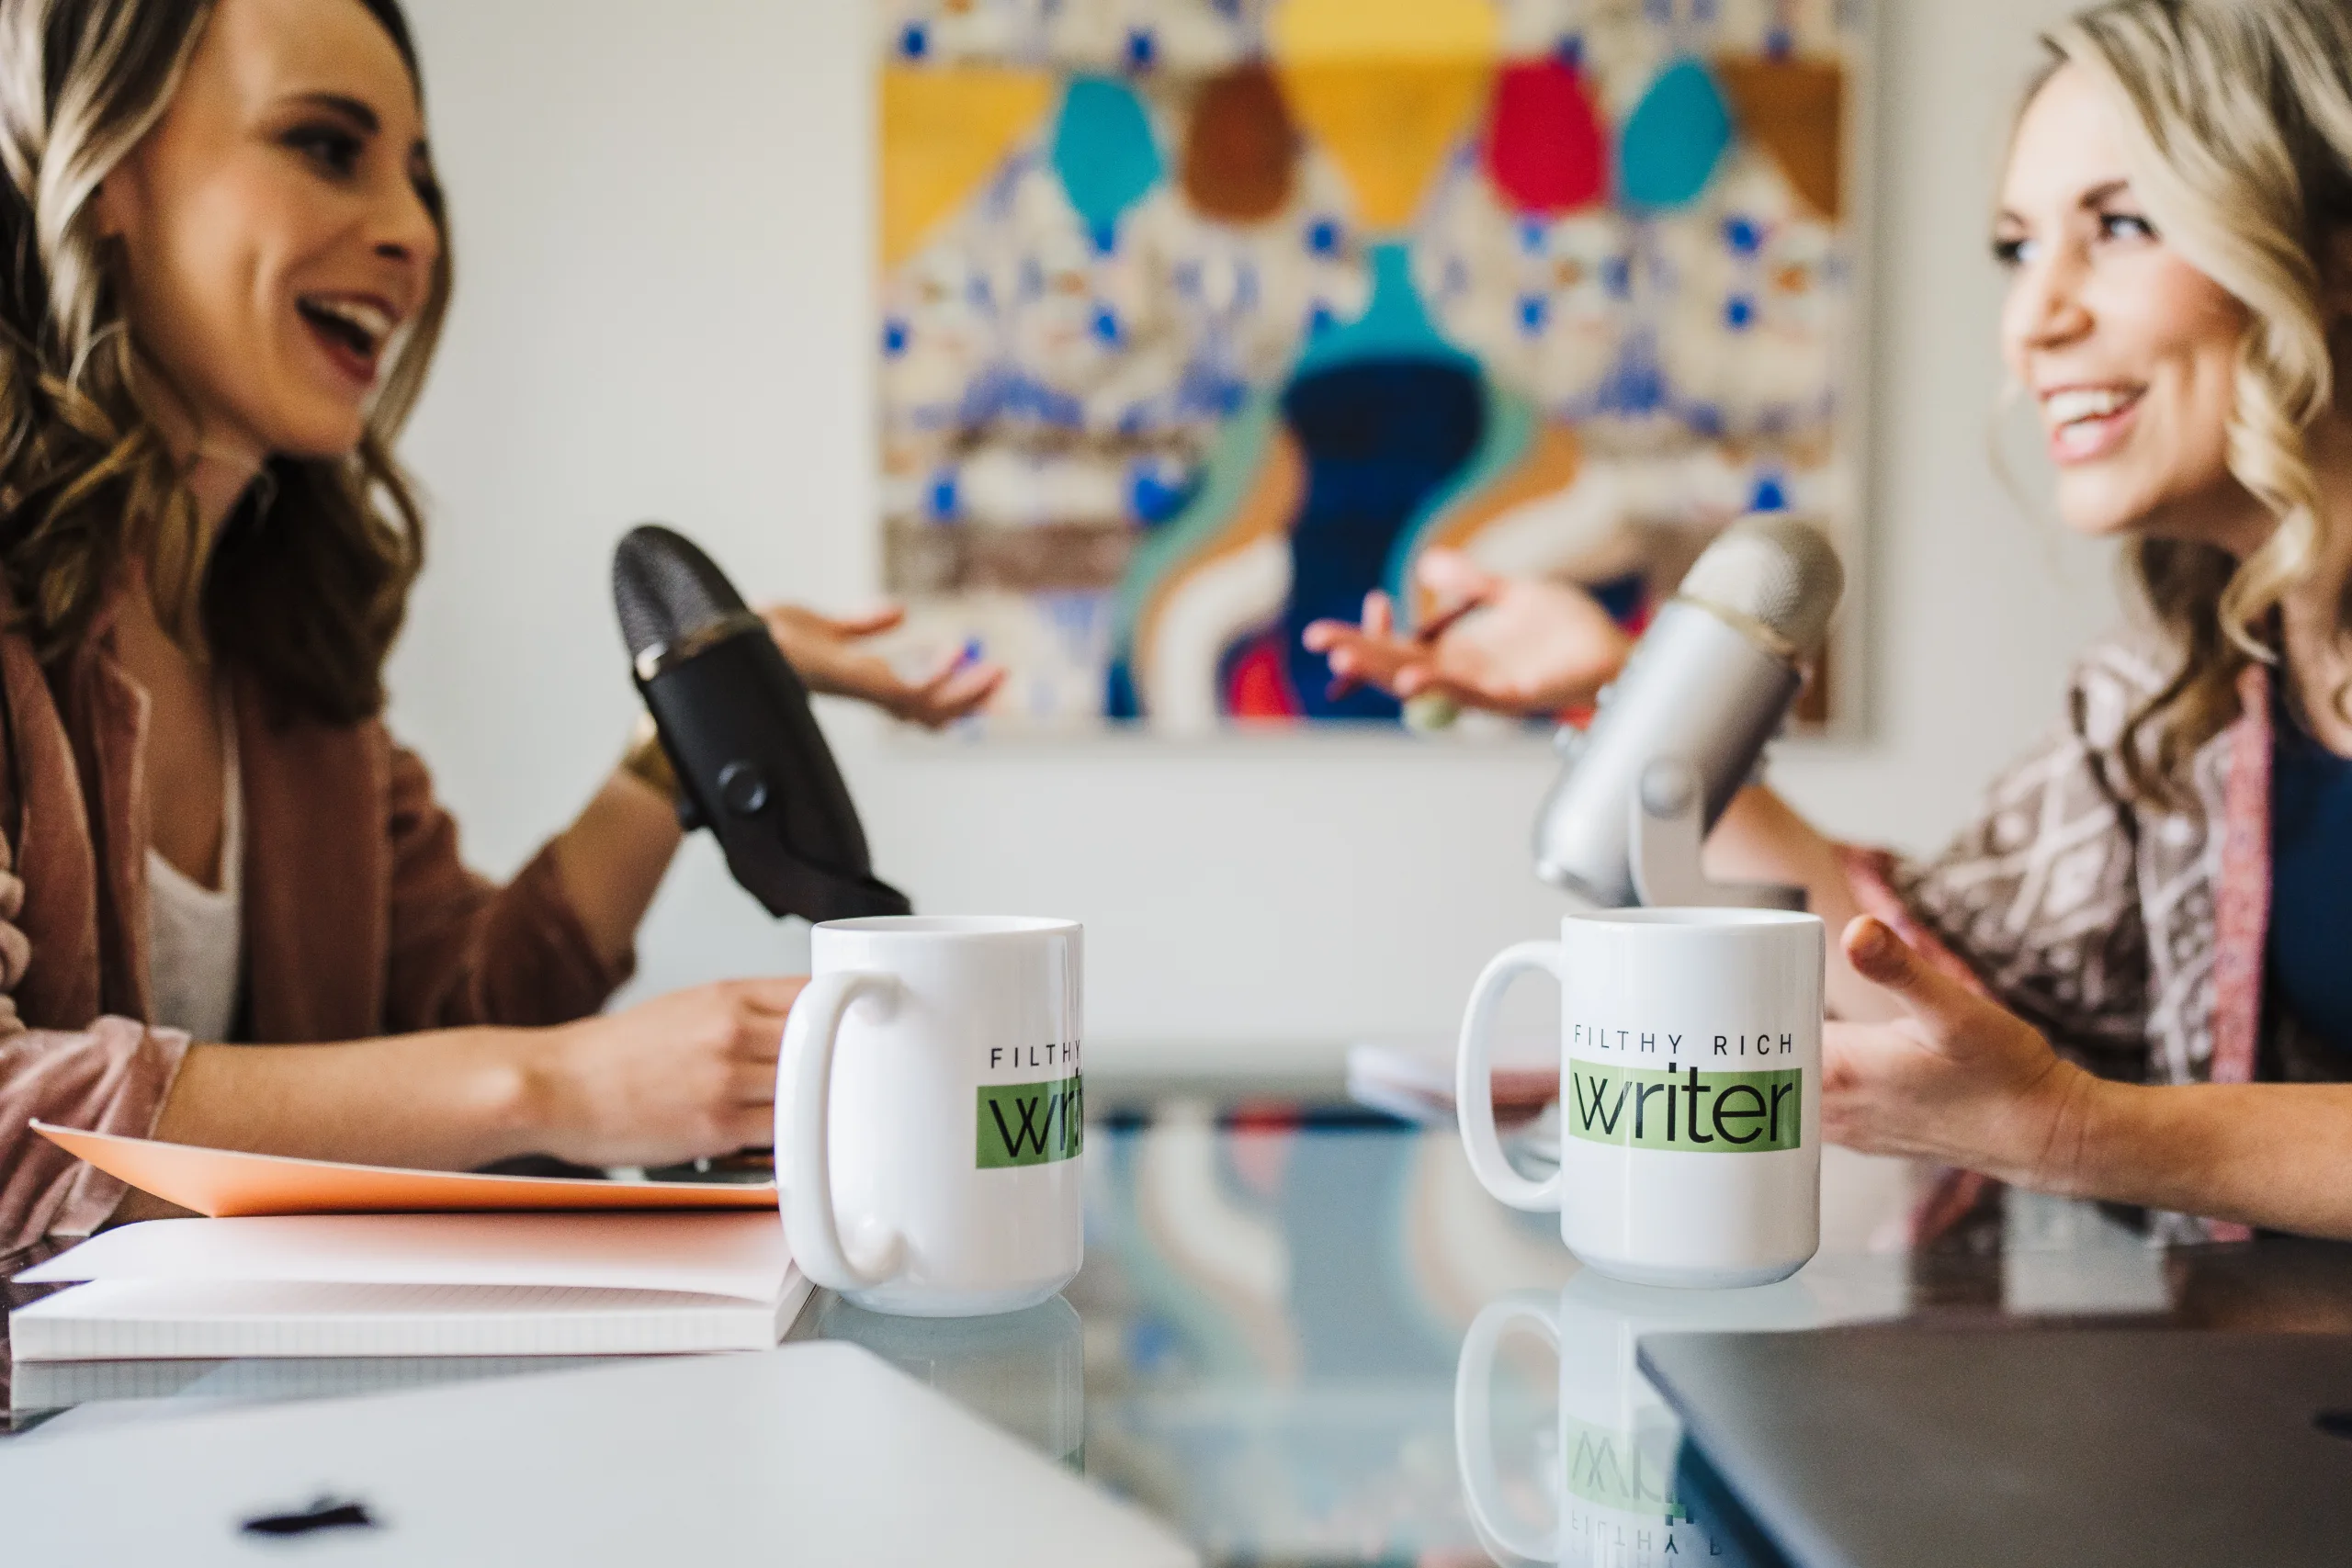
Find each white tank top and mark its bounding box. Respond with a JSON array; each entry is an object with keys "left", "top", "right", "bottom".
[{"left": 146, "top": 699, "right": 243, "bottom": 1042}]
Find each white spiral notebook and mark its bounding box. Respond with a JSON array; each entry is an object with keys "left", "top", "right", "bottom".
[{"left": 8, "top": 1212, "right": 808, "bottom": 1361}]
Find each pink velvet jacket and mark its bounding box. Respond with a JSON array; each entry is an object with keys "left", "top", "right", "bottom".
[
  {"left": 1842, "top": 638, "right": 2305, "bottom": 1244},
  {"left": 0, "top": 603, "right": 631, "bottom": 1256}
]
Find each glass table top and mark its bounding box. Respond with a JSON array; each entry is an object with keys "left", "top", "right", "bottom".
[{"left": 7, "top": 1103, "right": 2351, "bottom": 1566}]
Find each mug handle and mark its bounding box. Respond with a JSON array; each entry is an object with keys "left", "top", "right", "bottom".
[
  {"left": 1456, "top": 941, "right": 1568, "bottom": 1212},
  {"left": 1453, "top": 1292, "right": 1562, "bottom": 1566},
  {"left": 780, "top": 970, "right": 907, "bottom": 1292}
]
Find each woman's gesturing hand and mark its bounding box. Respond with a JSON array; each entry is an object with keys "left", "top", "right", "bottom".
[
  {"left": 1299, "top": 550, "right": 1632, "bottom": 717},
  {"left": 762, "top": 604, "right": 1004, "bottom": 728},
  {"left": 526, "top": 978, "right": 807, "bottom": 1168},
  {"left": 1823, "top": 917, "right": 2098, "bottom": 1192}
]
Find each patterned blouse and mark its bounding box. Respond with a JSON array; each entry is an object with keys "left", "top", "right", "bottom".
[{"left": 1840, "top": 638, "right": 2326, "bottom": 1244}]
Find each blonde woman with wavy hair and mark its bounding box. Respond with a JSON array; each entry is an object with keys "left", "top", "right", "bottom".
[
  {"left": 0, "top": 0, "right": 1001, "bottom": 1256},
  {"left": 1308, "top": 0, "right": 2352, "bottom": 1240}
]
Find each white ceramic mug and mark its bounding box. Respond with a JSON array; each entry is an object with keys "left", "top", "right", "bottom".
[
  {"left": 1456, "top": 908, "right": 1824, "bottom": 1289},
  {"left": 780, "top": 916, "right": 1084, "bottom": 1317}
]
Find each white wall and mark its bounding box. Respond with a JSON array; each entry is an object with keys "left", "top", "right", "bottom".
[{"left": 388, "top": 0, "right": 2118, "bottom": 1048}]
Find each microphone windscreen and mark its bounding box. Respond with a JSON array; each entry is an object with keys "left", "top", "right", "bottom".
[
  {"left": 614, "top": 524, "right": 752, "bottom": 660},
  {"left": 1676, "top": 515, "right": 1845, "bottom": 655}
]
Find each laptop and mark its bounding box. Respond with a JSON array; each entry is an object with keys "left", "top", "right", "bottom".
[
  {"left": 0, "top": 1340, "right": 1197, "bottom": 1566},
  {"left": 1637, "top": 1326, "right": 2352, "bottom": 1568}
]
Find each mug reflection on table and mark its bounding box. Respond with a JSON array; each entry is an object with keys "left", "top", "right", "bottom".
[
  {"left": 1455, "top": 1272, "right": 1825, "bottom": 1566},
  {"left": 813, "top": 1292, "right": 1085, "bottom": 1470}
]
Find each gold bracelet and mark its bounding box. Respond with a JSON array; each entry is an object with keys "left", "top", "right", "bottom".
[{"left": 620, "top": 712, "right": 681, "bottom": 804}]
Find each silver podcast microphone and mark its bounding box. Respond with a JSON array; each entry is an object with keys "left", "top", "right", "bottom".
[{"left": 1532, "top": 514, "right": 1844, "bottom": 909}]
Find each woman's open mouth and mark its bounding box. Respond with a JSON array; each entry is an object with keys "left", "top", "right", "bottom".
[
  {"left": 297, "top": 295, "right": 398, "bottom": 389},
  {"left": 2041, "top": 384, "right": 2143, "bottom": 464}
]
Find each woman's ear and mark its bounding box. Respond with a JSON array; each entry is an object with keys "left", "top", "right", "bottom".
[
  {"left": 86, "top": 150, "right": 151, "bottom": 244},
  {"left": 89, "top": 176, "right": 127, "bottom": 242}
]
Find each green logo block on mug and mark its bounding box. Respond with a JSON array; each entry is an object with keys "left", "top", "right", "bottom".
[
  {"left": 977, "top": 1075, "right": 1084, "bottom": 1169},
  {"left": 1568, "top": 1063, "right": 1803, "bottom": 1153}
]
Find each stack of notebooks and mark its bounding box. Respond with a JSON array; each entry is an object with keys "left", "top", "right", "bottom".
[{"left": 9, "top": 1122, "right": 806, "bottom": 1362}]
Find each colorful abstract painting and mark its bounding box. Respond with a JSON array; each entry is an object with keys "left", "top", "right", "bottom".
[{"left": 876, "top": 0, "right": 1865, "bottom": 734}]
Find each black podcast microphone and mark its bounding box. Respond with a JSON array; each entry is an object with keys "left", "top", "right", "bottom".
[{"left": 613, "top": 524, "right": 912, "bottom": 923}]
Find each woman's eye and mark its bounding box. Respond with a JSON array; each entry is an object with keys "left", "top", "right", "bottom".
[
  {"left": 2098, "top": 212, "right": 2156, "bottom": 243},
  {"left": 1990, "top": 235, "right": 2032, "bottom": 267},
  {"left": 285, "top": 126, "right": 364, "bottom": 176}
]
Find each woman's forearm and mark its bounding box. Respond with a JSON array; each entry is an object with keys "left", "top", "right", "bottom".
[
  {"left": 135, "top": 975, "right": 798, "bottom": 1192},
  {"left": 2058, "top": 1078, "right": 2352, "bottom": 1239},
  {"left": 549, "top": 769, "right": 685, "bottom": 967},
  {"left": 148, "top": 1030, "right": 552, "bottom": 1171},
  {"left": 1705, "top": 785, "right": 1897, "bottom": 1021}
]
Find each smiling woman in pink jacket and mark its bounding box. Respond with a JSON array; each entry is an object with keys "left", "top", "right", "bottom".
[
  {"left": 1310, "top": 0, "right": 2352, "bottom": 1241},
  {"left": 0, "top": 0, "right": 1003, "bottom": 1256}
]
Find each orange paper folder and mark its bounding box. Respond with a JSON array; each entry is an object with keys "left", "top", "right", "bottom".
[{"left": 32, "top": 1122, "right": 777, "bottom": 1218}]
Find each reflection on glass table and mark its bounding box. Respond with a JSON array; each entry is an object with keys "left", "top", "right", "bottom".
[
  {"left": 1455, "top": 1273, "right": 1826, "bottom": 1566},
  {"left": 813, "top": 1292, "right": 1085, "bottom": 1471},
  {"left": 1059, "top": 1106, "right": 1916, "bottom": 1565},
  {"left": 8, "top": 1108, "right": 2352, "bottom": 1568}
]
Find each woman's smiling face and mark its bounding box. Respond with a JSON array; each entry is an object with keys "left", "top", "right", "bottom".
[
  {"left": 1996, "top": 64, "right": 2267, "bottom": 550},
  {"left": 96, "top": 0, "right": 442, "bottom": 466}
]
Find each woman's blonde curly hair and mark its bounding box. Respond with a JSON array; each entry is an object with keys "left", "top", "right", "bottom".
[
  {"left": 2048, "top": 0, "right": 2352, "bottom": 804},
  {"left": 0, "top": 0, "right": 448, "bottom": 724}
]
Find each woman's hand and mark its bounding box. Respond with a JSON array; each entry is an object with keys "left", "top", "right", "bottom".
[
  {"left": 524, "top": 977, "right": 807, "bottom": 1168},
  {"left": 762, "top": 603, "right": 1004, "bottom": 728},
  {"left": 1299, "top": 550, "right": 1633, "bottom": 717},
  {"left": 1822, "top": 917, "right": 2098, "bottom": 1190}
]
